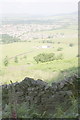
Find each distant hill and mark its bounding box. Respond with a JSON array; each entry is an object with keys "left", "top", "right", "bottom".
[{"left": 1, "top": 12, "right": 77, "bottom": 25}]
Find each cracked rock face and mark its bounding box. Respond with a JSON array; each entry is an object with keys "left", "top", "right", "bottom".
[{"left": 2, "top": 75, "right": 78, "bottom": 114}]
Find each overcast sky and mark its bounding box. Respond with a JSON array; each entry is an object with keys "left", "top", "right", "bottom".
[{"left": 0, "top": 0, "right": 79, "bottom": 16}]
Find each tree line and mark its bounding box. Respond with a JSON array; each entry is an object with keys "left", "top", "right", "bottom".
[{"left": 1, "top": 34, "right": 20, "bottom": 44}]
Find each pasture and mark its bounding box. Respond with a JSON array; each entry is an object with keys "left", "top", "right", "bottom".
[{"left": 0, "top": 24, "right": 78, "bottom": 84}]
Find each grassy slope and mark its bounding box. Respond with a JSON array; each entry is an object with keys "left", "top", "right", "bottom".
[{"left": 0, "top": 22, "right": 78, "bottom": 84}]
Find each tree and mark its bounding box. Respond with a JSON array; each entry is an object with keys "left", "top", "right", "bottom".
[
  {"left": 56, "top": 53, "right": 63, "bottom": 60},
  {"left": 57, "top": 47, "right": 63, "bottom": 51},
  {"left": 69, "top": 43, "right": 74, "bottom": 47},
  {"left": 3, "top": 56, "right": 9, "bottom": 66},
  {"left": 23, "top": 55, "right": 27, "bottom": 59},
  {"left": 34, "top": 56, "right": 39, "bottom": 64},
  {"left": 14, "top": 57, "right": 18, "bottom": 63}
]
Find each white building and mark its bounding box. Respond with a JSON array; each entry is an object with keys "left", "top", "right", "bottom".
[{"left": 42, "top": 45, "right": 48, "bottom": 49}]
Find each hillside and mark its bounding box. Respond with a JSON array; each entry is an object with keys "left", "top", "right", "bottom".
[
  {"left": 0, "top": 12, "right": 78, "bottom": 85},
  {"left": 0, "top": 12, "right": 79, "bottom": 119}
]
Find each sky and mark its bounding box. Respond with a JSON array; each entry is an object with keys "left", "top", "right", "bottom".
[{"left": 0, "top": 0, "right": 79, "bottom": 16}]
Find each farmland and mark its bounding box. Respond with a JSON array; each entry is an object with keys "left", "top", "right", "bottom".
[{"left": 0, "top": 13, "right": 78, "bottom": 84}]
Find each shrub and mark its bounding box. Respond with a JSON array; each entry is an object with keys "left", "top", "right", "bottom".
[
  {"left": 76, "top": 54, "right": 80, "bottom": 57},
  {"left": 3, "top": 56, "right": 9, "bottom": 66},
  {"left": 23, "top": 55, "right": 27, "bottom": 59},
  {"left": 58, "top": 42, "right": 61, "bottom": 44},
  {"left": 34, "top": 56, "right": 40, "bottom": 64},
  {"left": 2, "top": 104, "right": 11, "bottom": 118},
  {"left": 31, "top": 112, "right": 41, "bottom": 118},
  {"left": 69, "top": 43, "right": 74, "bottom": 47},
  {"left": 57, "top": 47, "right": 63, "bottom": 51},
  {"left": 56, "top": 53, "right": 63, "bottom": 60}
]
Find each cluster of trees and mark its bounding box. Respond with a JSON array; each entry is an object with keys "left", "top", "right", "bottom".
[
  {"left": 3, "top": 56, "right": 18, "bottom": 66},
  {"left": 34, "top": 53, "right": 63, "bottom": 63},
  {"left": 2, "top": 34, "right": 20, "bottom": 44},
  {"left": 3, "top": 55, "right": 27, "bottom": 66}
]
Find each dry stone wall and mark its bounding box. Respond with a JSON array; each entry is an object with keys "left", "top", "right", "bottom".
[{"left": 2, "top": 75, "right": 78, "bottom": 114}]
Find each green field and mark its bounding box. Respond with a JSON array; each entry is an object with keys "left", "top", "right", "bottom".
[
  {"left": 0, "top": 13, "right": 78, "bottom": 85},
  {"left": 0, "top": 27, "right": 78, "bottom": 84}
]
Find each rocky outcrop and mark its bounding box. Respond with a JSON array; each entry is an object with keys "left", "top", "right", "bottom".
[{"left": 2, "top": 75, "right": 78, "bottom": 115}]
